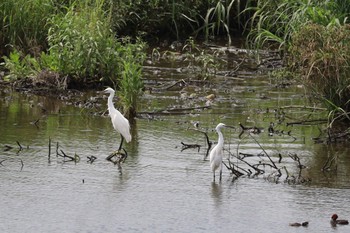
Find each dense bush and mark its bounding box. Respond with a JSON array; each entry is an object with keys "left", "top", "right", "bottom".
[{"left": 46, "top": 0, "right": 132, "bottom": 84}]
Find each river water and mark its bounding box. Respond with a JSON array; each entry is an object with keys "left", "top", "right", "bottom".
[{"left": 1, "top": 42, "right": 350, "bottom": 233}]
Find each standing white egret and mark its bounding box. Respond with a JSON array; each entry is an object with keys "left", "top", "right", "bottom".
[
  {"left": 104, "top": 87, "right": 132, "bottom": 151},
  {"left": 209, "top": 123, "right": 230, "bottom": 182}
]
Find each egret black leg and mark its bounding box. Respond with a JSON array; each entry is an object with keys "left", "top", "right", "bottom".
[
  {"left": 219, "top": 169, "right": 222, "bottom": 181},
  {"left": 118, "top": 134, "right": 124, "bottom": 151}
]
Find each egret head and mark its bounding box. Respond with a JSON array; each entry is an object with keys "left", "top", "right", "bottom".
[
  {"left": 215, "top": 123, "right": 235, "bottom": 132},
  {"left": 216, "top": 123, "right": 226, "bottom": 131},
  {"left": 104, "top": 87, "right": 115, "bottom": 94}
]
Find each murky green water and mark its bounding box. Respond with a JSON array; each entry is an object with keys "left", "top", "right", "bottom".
[{"left": 1, "top": 43, "right": 350, "bottom": 232}]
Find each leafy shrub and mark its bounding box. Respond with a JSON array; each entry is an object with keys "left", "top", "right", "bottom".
[
  {"left": 47, "top": 0, "right": 117, "bottom": 82},
  {"left": 1, "top": 50, "right": 38, "bottom": 81}
]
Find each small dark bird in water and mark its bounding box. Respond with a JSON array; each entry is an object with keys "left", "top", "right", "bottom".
[
  {"left": 331, "top": 214, "right": 349, "bottom": 225},
  {"left": 289, "top": 221, "right": 309, "bottom": 227}
]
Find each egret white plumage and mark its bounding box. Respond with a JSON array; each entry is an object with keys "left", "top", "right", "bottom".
[
  {"left": 209, "top": 123, "right": 230, "bottom": 182},
  {"left": 104, "top": 87, "right": 132, "bottom": 151}
]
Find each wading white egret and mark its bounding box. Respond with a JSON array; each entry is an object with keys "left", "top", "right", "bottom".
[
  {"left": 104, "top": 87, "right": 132, "bottom": 150},
  {"left": 209, "top": 123, "right": 231, "bottom": 182}
]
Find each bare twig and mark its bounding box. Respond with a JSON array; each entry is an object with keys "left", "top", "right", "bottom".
[
  {"left": 0, "top": 159, "right": 6, "bottom": 166},
  {"left": 16, "top": 141, "right": 23, "bottom": 151},
  {"left": 56, "top": 142, "right": 59, "bottom": 157},
  {"left": 58, "top": 149, "right": 78, "bottom": 162},
  {"left": 87, "top": 155, "right": 97, "bottom": 164},
  {"left": 48, "top": 137, "right": 51, "bottom": 162},
  {"left": 249, "top": 134, "right": 278, "bottom": 170}
]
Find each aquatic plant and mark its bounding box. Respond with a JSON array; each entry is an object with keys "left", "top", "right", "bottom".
[
  {"left": 182, "top": 37, "right": 224, "bottom": 79},
  {"left": 1, "top": 50, "right": 38, "bottom": 81},
  {"left": 203, "top": 0, "right": 236, "bottom": 44}
]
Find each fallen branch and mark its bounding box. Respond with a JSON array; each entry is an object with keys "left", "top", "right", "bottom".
[
  {"left": 4, "top": 145, "right": 13, "bottom": 151},
  {"left": 139, "top": 105, "right": 211, "bottom": 116},
  {"left": 181, "top": 142, "right": 201, "bottom": 152},
  {"left": 286, "top": 119, "right": 327, "bottom": 126},
  {"left": 58, "top": 149, "right": 79, "bottom": 162}
]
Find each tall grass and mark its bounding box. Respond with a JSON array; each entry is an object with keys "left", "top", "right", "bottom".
[
  {"left": 246, "top": 0, "right": 349, "bottom": 51},
  {"left": 203, "top": 0, "right": 235, "bottom": 44},
  {"left": 119, "top": 41, "right": 145, "bottom": 119},
  {"left": 0, "top": 0, "right": 60, "bottom": 55},
  {"left": 290, "top": 24, "right": 350, "bottom": 114},
  {"left": 47, "top": 0, "right": 117, "bottom": 82}
]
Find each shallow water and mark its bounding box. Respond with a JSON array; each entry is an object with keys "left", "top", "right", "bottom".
[{"left": 1, "top": 43, "right": 350, "bottom": 232}]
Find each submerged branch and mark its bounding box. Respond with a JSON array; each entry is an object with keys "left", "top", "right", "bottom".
[
  {"left": 139, "top": 105, "right": 211, "bottom": 116},
  {"left": 16, "top": 141, "right": 23, "bottom": 151},
  {"left": 181, "top": 142, "right": 201, "bottom": 152},
  {"left": 286, "top": 119, "right": 327, "bottom": 126}
]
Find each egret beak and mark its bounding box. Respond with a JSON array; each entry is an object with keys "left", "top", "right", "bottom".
[{"left": 224, "top": 125, "right": 236, "bottom": 131}]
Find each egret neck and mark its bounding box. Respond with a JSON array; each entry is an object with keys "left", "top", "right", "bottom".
[{"left": 107, "top": 91, "right": 115, "bottom": 112}]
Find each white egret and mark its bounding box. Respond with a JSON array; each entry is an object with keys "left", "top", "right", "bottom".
[
  {"left": 104, "top": 87, "right": 132, "bottom": 151},
  {"left": 209, "top": 123, "right": 231, "bottom": 182}
]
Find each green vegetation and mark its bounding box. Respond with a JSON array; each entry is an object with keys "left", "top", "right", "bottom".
[
  {"left": 2, "top": 0, "right": 350, "bottom": 126},
  {"left": 246, "top": 0, "right": 350, "bottom": 51},
  {"left": 0, "top": 0, "right": 249, "bottom": 116},
  {"left": 247, "top": 0, "right": 350, "bottom": 126},
  {"left": 0, "top": 0, "right": 57, "bottom": 55},
  {"left": 290, "top": 24, "right": 350, "bottom": 125}
]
